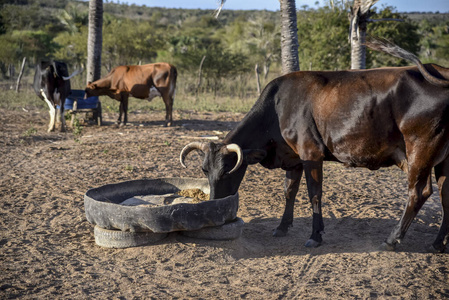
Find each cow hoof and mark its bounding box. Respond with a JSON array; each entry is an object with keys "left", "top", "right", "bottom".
[
  {"left": 305, "top": 239, "right": 321, "bottom": 248},
  {"left": 380, "top": 242, "right": 396, "bottom": 251},
  {"left": 273, "top": 228, "right": 288, "bottom": 237},
  {"left": 426, "top": 244, "right": 445, "bottom": 253}
]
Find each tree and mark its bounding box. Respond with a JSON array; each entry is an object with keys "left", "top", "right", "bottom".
[
  {"left": 349, "top": 0, "right": 405, "bottom": 69},
  {"left": 86, "top": 0, "right": 103, "bottom": 84},
  {"left": 279, "top": 0, "right": 300, "bottom": 74},
  {"left": 217, "top": 0, "right": 299, "bottom": 74},
  {"left": 366, "top": 7, "right": 419, "bottom": 68},
  {"left": 349, "top": 0, "right": 379, "bottom": 69},
  {"left": 297, "top": 5, "right": 351, "bottom": 71},
  {"left": 417, "top": 19, "right": 449, "bottom": 66}
]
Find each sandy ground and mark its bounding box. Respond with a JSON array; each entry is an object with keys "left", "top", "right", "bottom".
[{"left": 1, "top": 107, "right": 448, "bottom": 299}]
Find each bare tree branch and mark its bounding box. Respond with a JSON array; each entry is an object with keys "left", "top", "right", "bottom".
[{"left": 214, "top": 0, "right": 226, "bottom": 18}]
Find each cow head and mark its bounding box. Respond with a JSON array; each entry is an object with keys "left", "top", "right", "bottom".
[
  {"left": 84, "top": 81, "right": 98, "bottom": 98},
  {"left": 180, "top": 142, "right": 266, "bottom": 199}
]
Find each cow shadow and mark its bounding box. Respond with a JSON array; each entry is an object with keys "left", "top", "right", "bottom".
[
  {"left": 172, "top": 215, "right": 443, "bottom": 258},
  {"left": 119, "top": 118, "right": 239, "bottom": 132}
]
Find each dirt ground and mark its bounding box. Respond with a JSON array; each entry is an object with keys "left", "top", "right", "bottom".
[{"left": 1, "top": 107, "right": 448, "bottom": 299}]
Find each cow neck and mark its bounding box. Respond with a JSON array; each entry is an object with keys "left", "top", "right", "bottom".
[
  {"left": 223, "top": 97, "right": 275, "bottom": 151},
  {"left": 94, "top": 76, "right": 112, "bottom": 89}
]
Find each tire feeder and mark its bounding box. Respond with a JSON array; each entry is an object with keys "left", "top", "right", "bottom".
[{"left": 84, "top": 178, "right": 241, "bottom": 248}]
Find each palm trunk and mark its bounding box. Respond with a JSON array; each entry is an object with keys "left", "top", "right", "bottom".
[
  {"left": 350, "top": 27, "right": 366, "bottom": 69},
  {"left": 86, "top": 0, "right": 103, "bottom": 83},
  {"left": 279, "top": 0, "right": 300, "bottom": 74},
  {"left": 349, "top": 0, "right": 380, "bottom": 69}
]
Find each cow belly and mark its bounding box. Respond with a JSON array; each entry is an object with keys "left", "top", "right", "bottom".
[{"left": 330, "top": 142, "right": 402, "bottom": 170}]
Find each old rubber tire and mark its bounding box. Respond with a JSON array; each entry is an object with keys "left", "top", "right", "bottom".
[
  {"left": 180, "top": 217, "right": 244, "bottom": 240},
  {"left": 84, "top": 178, "right": 238, "bottom": 233},
  {"left": 94, "top": 226, "right": 167, "bottom": 248}
]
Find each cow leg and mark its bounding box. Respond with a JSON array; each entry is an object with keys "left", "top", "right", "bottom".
[
  {"left": 41, "top": 89, "right": 56, "bottom": 132},
  {"left": 59, "top": 106, "right": 66, "bottom": 132},
  {"left": 117, "top": 94, "right": 129, "bottom": 126},
  {"left": 383, "top": 164, "right": 433, "bottom": 251},
  {"left": 162, "top": 94, "right": 173, "bottom": 127},
  {"left": 121, "top": 94, "right": 129, "bottom": 126},
  {"left": 56, "top": 101, "right": 66, "bottom": 132},
  {"left": 116, "top": 103, "right": 122, "bottom": 126},
  {"left": 273, "top": 167, "right": 303, "bottom": 237},
  {"left": 303, "top": 160, "right": 324, "bottom": 247},
  {"left": 432, "top": 158, "right": 449, "bottom": 253},
  {"left": 52, "top": 90, "right": 65, "bottom": 132}
]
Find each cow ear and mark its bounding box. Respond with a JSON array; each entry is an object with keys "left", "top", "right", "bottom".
[{"left": 243, "top": 149, "right": 266, "bottom": 165}]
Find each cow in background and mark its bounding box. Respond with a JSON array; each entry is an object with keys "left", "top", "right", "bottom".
[
  {"left": 84, "top": 63, "right": 177, "bottom": 127},
  {"left": 33, "top": 61, "right": 81, "bottom": 132}
]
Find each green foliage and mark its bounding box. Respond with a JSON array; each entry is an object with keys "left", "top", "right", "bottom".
[
  {"left": 367, "top": 7, "right": 420, "bottom": 68},
  {"left": 297, "top": 5, "right": 422, "bottom": 70},
  {"left": 72, "top": 116, "right": 83, "bottom": 137},
  {"left": 102, "top": 17, "right": 164, "bottom": 68},
  {"left": 0, "top": 89, "right": 45, "bottom": 110},
  {"left": 52, "top": 27, "right": 87, "bottom": 65},
  {"left": 0, "top": 33, "right": 19, "bottom": 64},
  {"left": 220, "top": 15, "right": 281, "bottom": 77},
  {"left": 23, "top": 124, "right": 37, "bottom": 136},
  {"left": 418, "top": 18, "right": 449, "bottom": 65},
  {"left": 0, "top": 1, "right": 448, "bottom": 113},
  {"left": 297, "top": 5, "right": 350, "bottom": 70}
]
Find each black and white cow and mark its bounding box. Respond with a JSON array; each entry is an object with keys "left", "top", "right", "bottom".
[{"left": 33, "top": 61, "right": 80, "bottom": 132}]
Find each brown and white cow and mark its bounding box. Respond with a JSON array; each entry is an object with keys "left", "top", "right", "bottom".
[
  {"left": 33, "top": 61, "right": 81, "bottom": 132},
  {"left": 180, "top": 37, "right": 449, "bottom": 252},
  {"left": 84, "top": 63, "right": 177, "bottom": 127}
]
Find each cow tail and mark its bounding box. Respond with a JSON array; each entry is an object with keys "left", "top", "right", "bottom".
[
  {"left": 170, "top": 65, "right": 177, "bottom": 98},
  {"left": 365, "top": 36, "right": 449, "bottom": 88}
]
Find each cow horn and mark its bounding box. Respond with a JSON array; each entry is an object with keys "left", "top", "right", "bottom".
[
  {"left": 180, "top": 142, "right": 207, "bottom": 168},
  {"left": 225, "top": 143, "right": 243, "bottom": 174},
  {"left": 62, "top": 68, "right": 83, "bottom": 81}
]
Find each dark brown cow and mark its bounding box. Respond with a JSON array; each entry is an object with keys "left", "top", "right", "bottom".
[
  {"left": 84, "top": 63, "right": 177, "bottom": 126},
  {"left": 180, "top": 37, "right": 449, "bottom": 252}
]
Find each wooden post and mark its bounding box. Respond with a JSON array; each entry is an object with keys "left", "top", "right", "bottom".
[
  {"left": 255, "top": 64, "right": 261, "bottom": 95},
  {"left": 196, "top": 55, "right": 206, "bottom": 98},
  {"left": 15, "top": 57, "right": 27, "bottom": 93}
]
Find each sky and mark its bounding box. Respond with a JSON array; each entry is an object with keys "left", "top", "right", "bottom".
[{"left": 108, "top": 0, "right": 449, "bottom": 13}]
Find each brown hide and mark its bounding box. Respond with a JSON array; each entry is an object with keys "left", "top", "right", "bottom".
[
  {"left": 85, "top": 62, "right": 177, "bottom": 126},
  {"left": 181, "top": 51, "right": 449, "bottom": 252}
]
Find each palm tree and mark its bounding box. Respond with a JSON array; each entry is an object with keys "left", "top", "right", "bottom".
[
  {"left": 349, "top": 0, "right": 379, "bottom": 69},
  {"left": 279, "top": 0, "right": 300, "bottom": 74},
  {"left": 349, "top": 0, "right": 404, "bottom": 69},
  {"left": 86, "top": 0, "right": 103, "bottom": 83}
]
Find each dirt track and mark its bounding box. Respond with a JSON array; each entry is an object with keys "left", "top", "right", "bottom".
[{"left": 1, "top": 108, "right": 448, "bottom": 299}]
